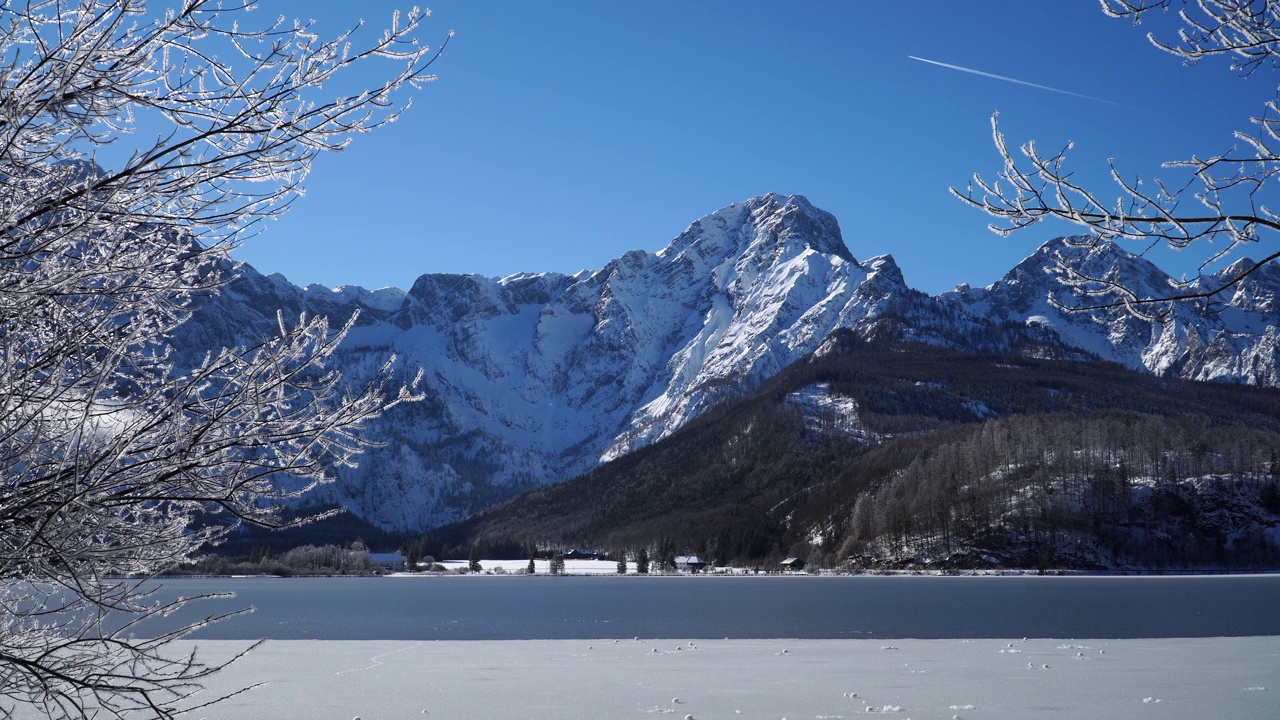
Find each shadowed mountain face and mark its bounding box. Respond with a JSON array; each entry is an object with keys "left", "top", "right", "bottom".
[
  {"left": 172, "top": 194, "right": 1280, "bottom": 531},
  {"left": 437, "top": 337, "right": 1280, "bottom": 571}
]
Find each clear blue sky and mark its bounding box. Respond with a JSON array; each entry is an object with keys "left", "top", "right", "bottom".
[{"left": 238, "top": 1, "right": 1268, "bottom": 295}]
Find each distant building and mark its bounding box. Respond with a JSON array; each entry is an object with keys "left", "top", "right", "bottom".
[
  {"left": 675, "top": 555, "right": 707, "bottom": 573},
  {"left": 369, "top": 552, "right": 406, "bottom": 572},
  {"left": 780, "top": 557, "right": 806, "bottom": 571},
  {"left": 561, "top": 549, "right": 596, "bottom": 560}
]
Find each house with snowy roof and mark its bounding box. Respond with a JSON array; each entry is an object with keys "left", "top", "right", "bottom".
[
  {"left": 675, "top": 555, "right": 707, "bottom": 573},
  {"left": 369, "top": 552, "right": 406, "bottom": 572}
]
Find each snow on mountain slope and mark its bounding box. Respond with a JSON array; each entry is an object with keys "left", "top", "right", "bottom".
[
  {"left": 784, "top": 382, "right": 876, "bottom": 443},
  {"left": 941, "top": 236, "right": 1280, "bottom": 386},
  {"left": 173, "top": 196, "right": 1280, "bottom": 531},
  {"left": 601, "top": 195, "right": 878, "bottom": 460},
  {"left": 324, "top": 193, "right": 920, "bottom": 528}
]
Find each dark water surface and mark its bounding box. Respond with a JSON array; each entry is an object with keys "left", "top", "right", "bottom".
[{"left": 141, "top": 574, "right": 1280, "bottom": 640}]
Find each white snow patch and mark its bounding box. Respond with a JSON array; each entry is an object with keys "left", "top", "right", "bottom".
[{"left": 784, "top": 383, "right": 876, "bottom": 442}]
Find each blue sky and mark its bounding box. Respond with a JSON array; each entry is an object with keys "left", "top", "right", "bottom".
[{"left": 240, "top": 1, "right": 1269, "bottom": 295}]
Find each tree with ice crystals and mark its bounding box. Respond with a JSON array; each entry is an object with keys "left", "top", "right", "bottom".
[
  {"left": 0, "top": 1, "right": 440, "bottom": 717},
  {"left": 956, "top": 0, "right": 1280, "bottom": 317}
]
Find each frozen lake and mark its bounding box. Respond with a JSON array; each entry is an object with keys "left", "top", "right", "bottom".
[
  {"left": 144, "top": 574, "right": 1280, "bottom": 640},
  {"left": 23, "top": 576, "right": 1276, "bottom": 719},
  {"left": 171, "top": 637, "right": 1280, "bottom": 720}
]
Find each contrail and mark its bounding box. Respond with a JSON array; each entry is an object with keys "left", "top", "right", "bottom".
[{"left": 908, "top": 55, "right": 1139, "bottom": 110}]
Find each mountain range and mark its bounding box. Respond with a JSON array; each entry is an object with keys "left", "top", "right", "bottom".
[{"left": 172, "top": 193, "right": 1280, "bottom": 532}]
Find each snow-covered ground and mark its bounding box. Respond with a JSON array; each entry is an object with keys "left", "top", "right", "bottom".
[
  {"left": 141, "top": 637, "right": 1279, "bottom": 719},
  {"left": 428, "top": 558, "right": 630, "bottom": 575},
  {"left": 784, "top": 382, "right": 877, "bottom": 442},
  {"left": 417, "top": 559, "right": 762, "bottom": 575}
]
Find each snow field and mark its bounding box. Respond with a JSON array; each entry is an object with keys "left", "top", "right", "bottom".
[{"left": 106, "top": 636, "right": 1280, "bottom": 719}]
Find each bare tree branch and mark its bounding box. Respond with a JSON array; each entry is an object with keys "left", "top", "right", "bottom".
[
  {"left": 0, "top": 1, "right": 435, "bottom": 716},
  {"left": 955, "top": 0, "right": 1280, "bottom": 314}
]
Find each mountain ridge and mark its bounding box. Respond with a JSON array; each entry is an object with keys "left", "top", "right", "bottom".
[{"left": 172, "top": 193, "right": 1280, "bottom": 531}]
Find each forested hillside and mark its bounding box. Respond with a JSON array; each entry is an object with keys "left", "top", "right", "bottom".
[
  {"left": 437, "top": 333, "right": 1280, "bottom": 571},
  {"left": 806, "top": 412, "right": 1280, "bottom": 571}
]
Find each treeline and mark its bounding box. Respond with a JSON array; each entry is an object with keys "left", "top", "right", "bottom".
[
  {"left": 208, "top": 502, "right": 409, "bottom": 556},
  {"left": 169, "top": 542, "right": 376, "bottom": 576},
  {"left": 800, "top": 411, "right": 1280, "bottom": 571},
  {"left": 399, "top": 532, "right": 539, "bottom": 567}
]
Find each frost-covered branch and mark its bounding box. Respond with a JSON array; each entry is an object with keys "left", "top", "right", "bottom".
[
  {"left": 0, "top": 1, "right": 435, "bottom": 717},
  {"left": 1102, "top": 0, "right": 1280, "bottom": 75},
  {"left": 954, "top": 0, "right": 1280, "bottom": 314}
]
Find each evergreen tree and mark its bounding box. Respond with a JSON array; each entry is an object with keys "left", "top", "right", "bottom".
[
  {"left": 636, "top": 548, "right": 650, "bottom": 575},
  {"left": 468, "top": 545, "right": 482, "bottom": 573},
  {"left": 527, "top": 556, "right": 537, "bottom": 575},
  {"left": 658, "top": 537, "right": 674, "bottom": 571},
  {"left": 401, "top": 541, "right": 422, "bottom": 573},
  {"left": 617, "top": 555, "right": 627, "bottom": 574}
]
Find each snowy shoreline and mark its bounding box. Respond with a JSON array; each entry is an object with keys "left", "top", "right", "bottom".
[
  {"left": 142, "top": 637, "right": 1280, "bottom": 719},
  {"left": 420, "top": 559, "right": 1280, "bottom": 578},
  {"left": 159, "top": 556, "right": 1280, "bottom": 579}
]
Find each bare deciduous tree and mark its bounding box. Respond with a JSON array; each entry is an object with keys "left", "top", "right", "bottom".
[
  {"left": 955, "top": 0, "right": 1280, "bottom": 315},
  {"left": 0, "top": 1, "right": 440, "bottom": 716}
]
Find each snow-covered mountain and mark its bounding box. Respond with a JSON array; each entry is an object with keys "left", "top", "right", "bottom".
[
  {"left": 942, "top": 237, "right": 1280, "bottom": 386},
  {"left": 174, "top": 194, "right": 1280, "bottom": 531}
]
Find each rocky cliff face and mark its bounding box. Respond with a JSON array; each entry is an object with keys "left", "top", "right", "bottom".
[
  {"left": 941, "top": 237, "right": 1280, "bottom": 386},
  {"left": 172, "top": 195, "right": 1280, "bottom": 530}
]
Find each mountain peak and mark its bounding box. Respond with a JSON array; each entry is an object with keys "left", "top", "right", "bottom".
[
  {"left": 746, "top": 193, "right": 854, "bottom": 263},
  {"left": 988, "top": 235, "right": 1173, "bottom": 301},
  {"left": 862, "top": 253, "right": 904, "bottom": 282},
  {"left": 658, "top": 193, "right": 854, "bottom": 272}
]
